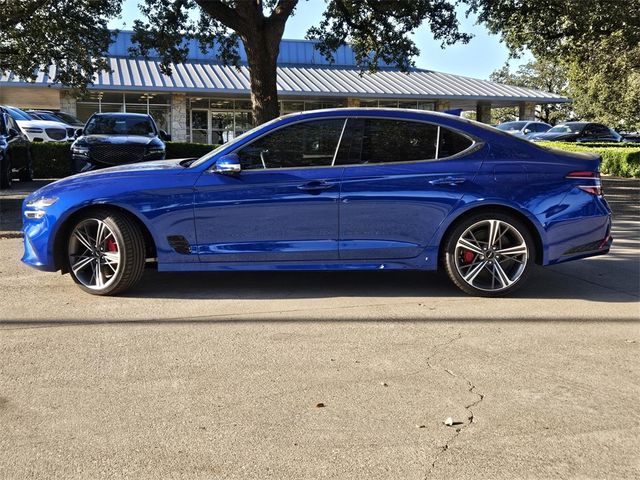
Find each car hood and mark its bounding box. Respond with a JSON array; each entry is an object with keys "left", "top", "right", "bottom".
[
  {"left": 16, "top": 119, "right": 70, "bottom": 129},
  {"left": 26, "top": 159, "right": 189, "bottom": 202},
  {"left": 530, "top": 131, "right": 579, "bottom": 141},
  {"left": 80, "top": 135, "right": 160, "bottom": 146}
]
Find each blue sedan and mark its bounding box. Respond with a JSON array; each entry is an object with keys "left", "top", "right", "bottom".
[{"left": 21, "top": 108, "right": 612, "bottom": 296}]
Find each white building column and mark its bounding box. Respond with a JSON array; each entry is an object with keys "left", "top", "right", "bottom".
[
  {"left": 519, "top": 102, "right": 536, "bottom": 121},
  {"left": 170, "top": 93, "right": 188, "bottom": 142},
  {"left": 476, "top": 102, "right": 492, "bottom": 124},
  {"left": 59, "top": 90, "right": 77, "bottom": 116}
]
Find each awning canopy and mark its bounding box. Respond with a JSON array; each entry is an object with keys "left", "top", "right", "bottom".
[{"left": 0, "top": 57, "right": 568, "bottom": 106}]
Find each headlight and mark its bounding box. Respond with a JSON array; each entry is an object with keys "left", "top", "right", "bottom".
[
  {"left": 24, "top": 197, "right": 58, "bottom": 219},
  {"left": 26, "top": 197, "right": 58, "bottom": 209},
  {"left": 25, "top": 127, "right": 44, "bottom": 133},
  {"left": 72, "top": 145, "right": 89, "bottom": 156}
]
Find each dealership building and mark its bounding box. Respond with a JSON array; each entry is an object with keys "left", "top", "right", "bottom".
[{"left": 0, "top": 31, "right": 567, "bottom": 143}]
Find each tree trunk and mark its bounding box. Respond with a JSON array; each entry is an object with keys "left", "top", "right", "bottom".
[{"left": 243, "top": 31, "right": 281, "bottom": 126}]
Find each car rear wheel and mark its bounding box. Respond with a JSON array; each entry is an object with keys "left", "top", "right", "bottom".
[
  {"left": 67, "top": 210, "right": 145, "bottom": 295},
  {"left": 443, "top": 213, "right": 535, "bottom": 297}
]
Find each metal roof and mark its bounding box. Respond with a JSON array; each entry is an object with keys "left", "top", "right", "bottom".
[{"left": 0, "top": 57, "right": 567, "bottom": 104}]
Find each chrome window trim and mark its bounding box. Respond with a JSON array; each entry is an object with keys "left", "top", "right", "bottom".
[{"left": 225, "top": 114, "right": 481, "bottom": 172}]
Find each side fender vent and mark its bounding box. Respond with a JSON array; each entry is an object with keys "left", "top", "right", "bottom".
[{"left": 167, "top": 235, "right": 192, "bottom": 255}]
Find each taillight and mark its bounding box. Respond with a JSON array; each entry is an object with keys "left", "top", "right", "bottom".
[{"left": 566, "top": 171, "right": 603, "bottom": 196}]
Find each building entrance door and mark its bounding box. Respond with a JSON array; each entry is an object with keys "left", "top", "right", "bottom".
[{"left": 190, "top": 109, "right": 209, "bottom": 144}]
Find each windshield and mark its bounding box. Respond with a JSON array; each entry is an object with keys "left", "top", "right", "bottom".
[
  {"left": 548, "top": 124, "right": 584, "bottom": 134},
  {"left": 5, "top": 106, "right": 33, "bottom": 121},
  {"left": 84, "top": 115, "right": 156, "bottom": 136},
  {"left": 496, "top": 121, "right": 527, "bottom": 131},
  {"left": 32, "top": 112, "right": 63, "bottom": 123},
  {"left": 54, "top": 112, "right": 82, "bottom": 125}
]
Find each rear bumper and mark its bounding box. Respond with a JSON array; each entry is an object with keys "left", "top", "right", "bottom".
[{"left": 552, "top": 233, "right": 613, "bottom": 265}]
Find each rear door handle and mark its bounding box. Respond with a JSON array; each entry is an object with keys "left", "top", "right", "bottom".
[
  {"left": 428, "top": 177, "right": 466, "bottom": 186},
  {"left": 297, "top": 180, "right": 335, "bottom": 192}
]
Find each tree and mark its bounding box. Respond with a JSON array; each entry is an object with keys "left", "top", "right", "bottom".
[
  {"left": 566, "top": 36, "right": 640, "bottom": 131},
  {"left": 469, "top": 0, "right": 640, "bottom": 129},
  {"left": 130, "top": 0, "right": 472, "bottom": 125},
  {"left": 489, "top": 59, "right": 572, "bottom": 125},
  {"left": 0, "top": 1, "right": 120, "bottom": 91},
  {"left": 2, "top": 0, "right": 638, "bottom": 126}
]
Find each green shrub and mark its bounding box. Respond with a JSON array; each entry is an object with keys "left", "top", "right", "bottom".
[
  {"left": 165, "top": 142, "right": 219, "bottom": 159},
  {"left": 537, "top": 141, "right": 640, "bottom": 178},
  {"left": 30, "top": 142, "right": 72, "bottom": 178}
]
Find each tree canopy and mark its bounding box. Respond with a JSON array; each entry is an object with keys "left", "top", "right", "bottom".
[
  {"left": 489, "top": 59, "right": 572, "bottom": 125},
  {"left": 1, "top": 0, "right": 638, "bottom": 126}
]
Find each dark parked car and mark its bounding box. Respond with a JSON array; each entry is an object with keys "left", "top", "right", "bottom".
[
  {"left": 22, "top": 109, "right": 612, "bottom": 297},
  {"left": 71, "top": 113, "right": 170, "bottom": 172},
  {"left": 0, "top": 112, "right": 33, "bottom": 188},
  {"left": 530, "top": 122, "right": 622, "bottom": 143},
  {"left": 26, "top": 110, "right": 84, "bottom": 128},
  {"left": 495, "top": 120, "right": 551, "bottom": 139}
]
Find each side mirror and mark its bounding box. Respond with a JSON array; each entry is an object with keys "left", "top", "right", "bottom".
[
  {"left": 523, "top": 128, "right": 531, "bottom": 134},
  {"left": 8, "top": 128, "right": 20, "bottom": 138},
  {"left": 214, "top": 153, "right": 241, "bottom": 175},
  {"left": 75, "top": 128, "right": 83, "bottom": 138},
  {"left": 159, "top": 129, "right": 171, "bottom": 141}
]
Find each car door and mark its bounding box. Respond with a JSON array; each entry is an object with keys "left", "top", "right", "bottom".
[
  {"left": 4, "top": 115, "right": 29, "bottom": 169},
  {"left": 336, "top": 117, "right": 484, "bottom": 260},
  {"left": 193, "top": 118, "right": 346, "bottom": 262}
]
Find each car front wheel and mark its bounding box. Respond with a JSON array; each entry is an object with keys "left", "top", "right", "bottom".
[
  {"left": 443, "top": 213, "right": 535, "bottom": 297},
  {"left": 67, "top": 210, "right": 146, "bottom": 295}
]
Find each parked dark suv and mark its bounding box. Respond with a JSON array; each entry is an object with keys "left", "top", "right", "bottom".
[
  {"left": 529, "top": 122, "right": 622, "bottom": 143},
  {"left": 0, "top": 112, "right": 33, "bottom": 189},
  {"left": 71, "top": 113, "right": 170, "bottom": 172}
]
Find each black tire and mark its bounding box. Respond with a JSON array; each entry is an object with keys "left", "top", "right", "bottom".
[
  {"left": 18, "top": 148, "right": 34, "bottom": 182},
  {"left": 66, "top": 209, "right": 146, "bottom": 295},
  {"left": 442, "top": 212, "right": 536, "bottom": 297},
  {"left": 0, "top": 154, "right": 12, "bottom": 189}
]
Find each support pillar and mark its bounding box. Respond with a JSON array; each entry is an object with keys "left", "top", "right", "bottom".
[
  {"left": 476, "top": 102, "right": 492, "bottom": 124},
  {"left": 519, "top": 102, "right": 536, "bottom": 121},
  {"left": 435, "top": 100, "right": 451, "bottom": 112},
  {"left": 59, "top": 90, "right": 77, "bottom": 116},
  {"left": 170, "top": 93, "right": 187, "bottom": 142}
]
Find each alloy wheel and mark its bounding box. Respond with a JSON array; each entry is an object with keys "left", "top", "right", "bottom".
[
  {"left": 68, "top": 218, "right": 121, "bottom": 290},
  {"left": 454, "top": 219, "right": 528, "bottom": 292}
]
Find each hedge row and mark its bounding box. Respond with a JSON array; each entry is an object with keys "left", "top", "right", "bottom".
[
  {"left": 29, "top": 139, "right": 640, "bottom": 179},
  {"left": 537, "top": 142, "right": 640, "bottom": 178},
  {"left": 30, "top": 141, "right": 220, "bottom": 179}
]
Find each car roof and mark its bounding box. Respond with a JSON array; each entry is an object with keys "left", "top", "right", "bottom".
[
  {"left": 557, "top": 121, "right": 589, "bottom": 126},
  {"left": 91, "top": 112, "right": 150, "bottom": 117}
]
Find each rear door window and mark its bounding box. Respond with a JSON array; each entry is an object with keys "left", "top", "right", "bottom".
[{"left": 336, "top": 118, "right": 473, "bottom": 165}]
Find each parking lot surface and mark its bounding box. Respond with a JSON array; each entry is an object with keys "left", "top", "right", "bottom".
[{"left": 0, "top": 178, "right": 638, "bottom": 479}]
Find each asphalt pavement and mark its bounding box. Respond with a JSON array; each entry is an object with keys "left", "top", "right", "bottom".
[{"left": 0, "top": 177, "right": 638, "bottom": 479}]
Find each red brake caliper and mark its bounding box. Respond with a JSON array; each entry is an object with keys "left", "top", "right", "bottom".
[
  {"left": 461, "top": 249, "right": 475, "bottom": 264},
  {"left": 106, "top": 238, "right": 118, "bottom": 252}
]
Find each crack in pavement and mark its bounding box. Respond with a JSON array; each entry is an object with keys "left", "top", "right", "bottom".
[{"left": 424, "top": 334, "right": 485, "bottom": 479}]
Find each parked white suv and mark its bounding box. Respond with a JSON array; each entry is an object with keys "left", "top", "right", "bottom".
[{"left": 0, "top": 105, "right": 74, "bottom": 142}]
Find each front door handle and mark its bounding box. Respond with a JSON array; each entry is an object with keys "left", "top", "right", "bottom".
[
  {"left": 297, "top": 180, "right": 335, "bottom": 192},
  {"left": 428, "top": 177, "right": 466, "bottom": 186}
]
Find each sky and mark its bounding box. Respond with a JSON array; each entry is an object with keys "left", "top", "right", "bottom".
[{"left": 109, "top": 0, "right": 532, "bottom": 81}]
